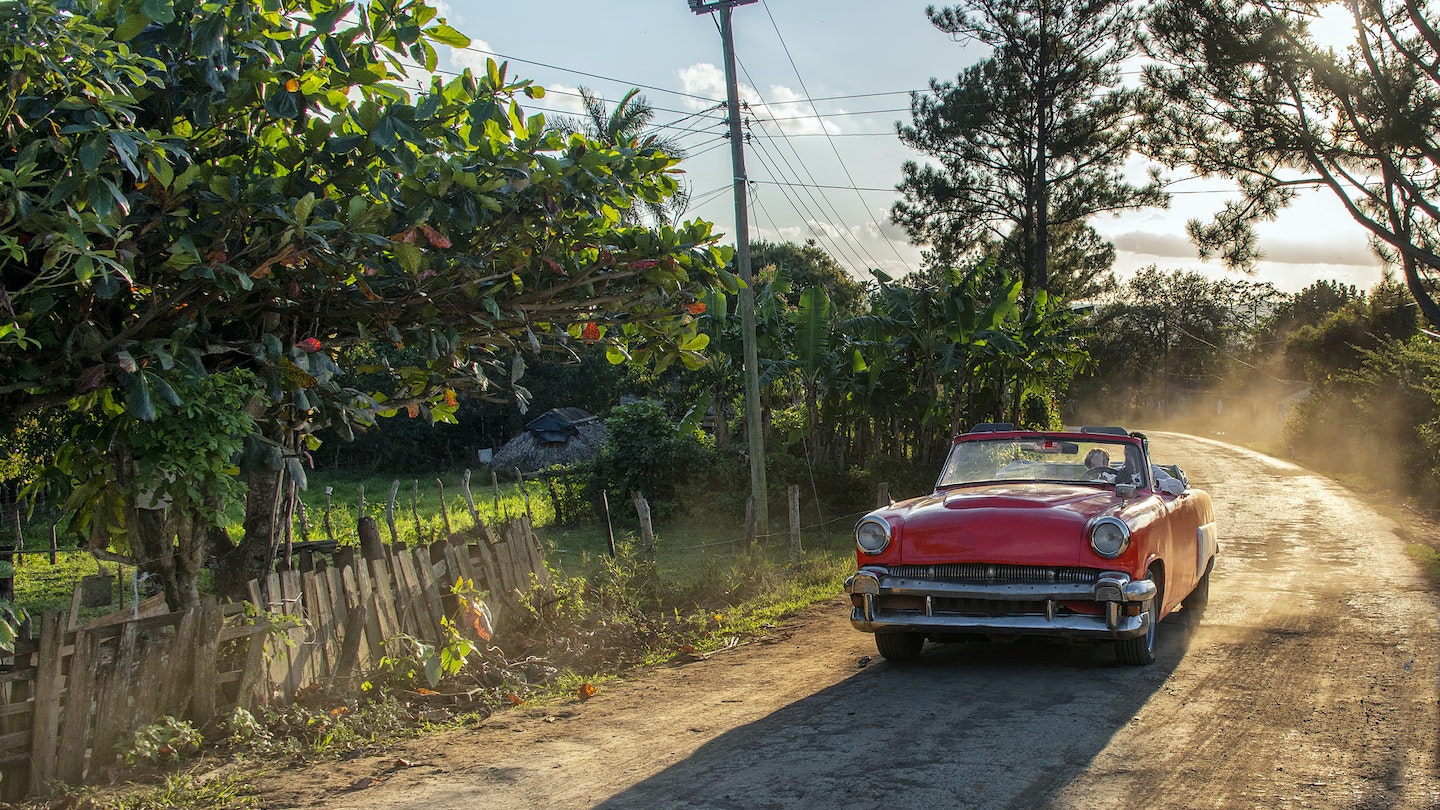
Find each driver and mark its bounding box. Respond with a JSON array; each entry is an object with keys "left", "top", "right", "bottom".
[{"left": 1083, "top": 448, "right": 1117, "bottom": 482}]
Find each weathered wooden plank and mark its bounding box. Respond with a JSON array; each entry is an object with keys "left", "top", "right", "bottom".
[
  {"left": 279, "top": 570, "right": 306, "bottom": 701},
  {"left": 332, "top": 603, "right": 368, "bottom": 687},
  {"left": 260, "top": 572, "right": 288, "bottom": 701},
  {"left": 159, "top": 609, "right": 200, "bottom": 717},
  {"left": 76, "top": 594, "right": 169, "bottom": 634},
  {"left": 323, "top": 565, "right": 348, "bottom": 676},
  {"left": 297, "top": 570, "right": 328, "bottom": 684},
  {"left": 127, "top": 627, "right": 172, "bottom": 738},
  {"left": 233, "top": 621, "right": 271, "bottom": 711},
  {"left": 311, "top": 566, "right": 338, "bottom": 680},
  {"left": 449, "top": 535, "right": 478, "bottom": 583},
  {"left": 389, "top": 550, "right": 424, "bottom": 638},
  {"left": 91, "top": 623, "right": 137, "bottom": 769},
  {"left": 366, "top": 559, "right": 400, "bottom": 644},
  {"left": 27, "top": 612, "right": 64, "bottom": 792},
  {"left": 465, "top": 536, "right": 507, "bottom": 627},
  {"left": 0, "top": 729, "right": 32, "bottom": 751},
  {"left": 411, "top": 546, "right": 447, "bottom": 642},
  {"left": 190, "top": 604, "right": 223, "bottom": 730},
  {"left": 56, "top": 629, "right": 98, "bottom": 784},
  {"left": 347, "top": 563, "right": 382, "bottom": 667}
]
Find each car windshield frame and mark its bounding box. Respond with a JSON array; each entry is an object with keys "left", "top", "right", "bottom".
[{"left": 936, "top": 434, "right": 1150, "bottom": 490}]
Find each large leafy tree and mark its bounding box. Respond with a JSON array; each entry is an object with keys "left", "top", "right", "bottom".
[
  {"left": 893, "top": 0, "right": 1166, "bottom": 298},
  {"left": 1143, "top": 0, "right": 1440, "bottom": 327},
  {"left": 554, "top": 87, "right": 690, "bottom": 226},
  {"left": 0, "top": 0, "right": 730, "bottom": 608},
  {"left": 1083, "top": 267, "right": 1284, "bottom": 406}
]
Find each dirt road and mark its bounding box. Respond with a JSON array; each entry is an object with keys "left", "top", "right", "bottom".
[{"left": 253, "top": 432, "right": 1440, "bottom": 809}]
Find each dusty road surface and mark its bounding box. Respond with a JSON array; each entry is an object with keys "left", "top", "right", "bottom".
[{"left": 252, "top": 433, "right": 1440, "bottom": 809}]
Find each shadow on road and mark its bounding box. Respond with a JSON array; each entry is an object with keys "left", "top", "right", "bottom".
[{"left": 594, "top": 618, "right": 1194, "bottom": 810}]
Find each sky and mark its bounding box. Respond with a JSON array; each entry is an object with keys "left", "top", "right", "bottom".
[{"left": 427, "top": 0, "right": 1387, "bottom": 295}]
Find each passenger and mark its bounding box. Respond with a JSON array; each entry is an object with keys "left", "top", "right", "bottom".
[{"left": 1152, "top": 464, "right": 1186, "bottom": 496}]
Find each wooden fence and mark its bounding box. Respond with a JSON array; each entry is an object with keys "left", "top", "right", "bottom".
[{"left": 0, "top": 517, "right": 549, "bottom": 798}]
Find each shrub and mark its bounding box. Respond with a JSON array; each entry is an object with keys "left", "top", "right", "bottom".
[{"left": 589, "top": 400, "right": 714, "bottom": 521}]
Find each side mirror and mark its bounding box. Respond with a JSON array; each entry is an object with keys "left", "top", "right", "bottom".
[{"left": 1115, "top": 483, "right": 1137, "bottom": 500}]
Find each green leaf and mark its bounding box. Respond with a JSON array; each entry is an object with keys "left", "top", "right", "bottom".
[
  {"left": 293, "top": 192, "right": 316, "bottom": 226},
  {"left": 141, "top": 0, "right": 176, "bottom": 23},
  {"left": 393, "top": 242, "right": 423, "bottom": 275},
  {"left": 114, "top": 8, "right": 150, "bottom": 41},
  {"left": 265, "top": 90, "right": 301, "bottom": 120},
  {"left": 681, "top": 333, "right": 710, "bottom": 352},
  {"left": 125, "top": 373, "right": 156, "bottom": 421},
  {"left": 79, "top": 137, "right": 108, "bottom": 171},
  {"left": 427, "top": 23, "right": 470, "bottom": 47}
]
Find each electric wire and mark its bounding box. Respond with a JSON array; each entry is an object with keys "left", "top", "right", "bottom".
[{"left": 760, "top": 0, "right": 915, "bottom": 275}]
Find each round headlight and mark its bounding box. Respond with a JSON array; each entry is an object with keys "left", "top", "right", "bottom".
[
  {"left": 855, "top": 516, "right": 892, "bottom": 555},
  {"left": 1090, "top": 517, "right": 1131, "bottom": 558}
]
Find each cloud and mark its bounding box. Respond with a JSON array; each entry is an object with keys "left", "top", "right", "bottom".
[
  {"left": 1111, "top": 231, "right": 1198, "bottom": 259},
  {"left": 1112, "top": 229, "right": 1379, "bottom": 268},
  {"left": 539, "top": 83, "right": 585, "bottom": 115},
  {"left": 1257, "top": 236, "right": 1376, "bottom": 267},
  {"left": 449, "top": 39, "right": 494, "bottom": 76},
  {"left": 677, "top": 63, "right": 838, "bottom": 135}
]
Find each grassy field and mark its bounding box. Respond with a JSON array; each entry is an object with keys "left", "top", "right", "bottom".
[{"left": 10, "top": 471, "right": 859, "bottom": 622}]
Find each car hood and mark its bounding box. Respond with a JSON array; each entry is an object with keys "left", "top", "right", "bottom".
[{"left": 887, "top": 483, "right": 1124, "bottom": 567}]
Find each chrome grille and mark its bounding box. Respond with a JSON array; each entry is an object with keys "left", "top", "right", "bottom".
[{"left": 888, "top": 564, "right": 1100, "bottom": 584}]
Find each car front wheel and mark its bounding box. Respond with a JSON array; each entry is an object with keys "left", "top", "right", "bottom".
[
  {"left": 1115, "top": 569, "right": 1161, "bottom": 666},
  {"left": 875, "top": 632, "right": 925, "bottom": 661}
]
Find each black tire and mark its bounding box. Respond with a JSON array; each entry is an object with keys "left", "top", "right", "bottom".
[
  {"left": 1116, "top": 569, "right": 1161, "bottom": 666},
  {"left": 875, "top": 632, "right": 925, "bottom": 662},
  {"left": 1183, "top": 562, "right": 1212, "bottom": 618}
]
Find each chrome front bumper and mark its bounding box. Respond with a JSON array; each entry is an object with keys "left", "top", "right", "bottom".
[{"left": 845, "top": 566, "right": 1155, "bottom": 640}]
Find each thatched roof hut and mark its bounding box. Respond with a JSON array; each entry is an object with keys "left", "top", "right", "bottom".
[{"left": 490, "top": 407, "right": 606, "bottom": 474}]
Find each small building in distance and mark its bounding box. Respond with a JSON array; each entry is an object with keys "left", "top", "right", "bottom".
[{"left": 489, "top": 407, "right": 606, "bottom": 475}]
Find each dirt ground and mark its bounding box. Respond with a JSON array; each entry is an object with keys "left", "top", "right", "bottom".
[{"left": 248, "top": 432, "right": 1440, "bottom": 809}]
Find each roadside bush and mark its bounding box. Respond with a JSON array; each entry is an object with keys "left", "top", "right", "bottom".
[{"left": 589, "top": 400, "right": 714, "bottom": 523}]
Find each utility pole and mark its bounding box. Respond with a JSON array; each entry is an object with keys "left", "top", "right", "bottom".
[{"left": 689, "top": 0, "right": 768, "bottom": 536}]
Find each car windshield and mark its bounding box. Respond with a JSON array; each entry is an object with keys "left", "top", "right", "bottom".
[{"left": 937, "top": 436, "right": 1146, "bottom": 488}]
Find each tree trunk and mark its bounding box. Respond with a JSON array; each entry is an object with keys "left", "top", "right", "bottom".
[
  {"left": 214, "top": 457, "right": 286, "bottom": 597},
  {"left": 112, "top": 442, "right": 204, "bottom": 612}
]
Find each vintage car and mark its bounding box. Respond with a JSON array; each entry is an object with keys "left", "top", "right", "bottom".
[{"left": 846, "top": 425, "right": 1217, "bottom": 665}]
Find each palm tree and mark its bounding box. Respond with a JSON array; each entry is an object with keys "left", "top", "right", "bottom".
[{"left": 557, "top": 87, "right": 689, "bottom": 226}]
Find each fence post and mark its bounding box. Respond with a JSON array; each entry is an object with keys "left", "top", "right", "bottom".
[
  {"left": 436, "top": 478, "right": 453, "bottom": 536},
  {"left": 358, "top": 517, "right": 385, "bottom": 564},
  {"left": 877, "top": 482, "right": 890, "bottom": 508},
  {"left": 461, "top": 469, "right": 481, "bottom": 526},
  {"left": 514, "top": 467, "right": 534, "bottom": 526},
  {"left": 323, "top": 486, "right": 336, "bottom": 542},
  {"left": 28, "top": 612, "right": 63, "bottom": 792},
  {"left": 386, "top": 480, "right": 400, "bottom": 545},
  {"left": 601, "top": 491, "right": 617, "bottom": 558},
  {"left": 788, "top": 484, "right": 802, "bottom": 562},
  {"left": 633, "top": 491, "right": 655, "bottom": 564}
]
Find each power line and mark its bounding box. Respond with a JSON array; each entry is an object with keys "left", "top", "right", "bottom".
[
  {"left": 759, "top": 0, "right": 914, "bottom": 275},
  {"left": 461, "top": 46, "right": 722, "bottom": 104},
  {"left": 745, "top": 134, "right": 875, "bottom": 274}
]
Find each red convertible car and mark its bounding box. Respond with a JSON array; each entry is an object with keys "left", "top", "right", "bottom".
[{"left": 846, "top": 425, "right": 1217, "bottom": 665}]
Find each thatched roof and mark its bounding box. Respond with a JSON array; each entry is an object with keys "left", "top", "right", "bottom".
[{"left": 490, "top": 408, "right": 607, "bottom": 474}]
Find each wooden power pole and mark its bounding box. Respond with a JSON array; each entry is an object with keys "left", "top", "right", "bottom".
[{"left": 689, "top": 0, "right": 768, "bottom": 536}]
